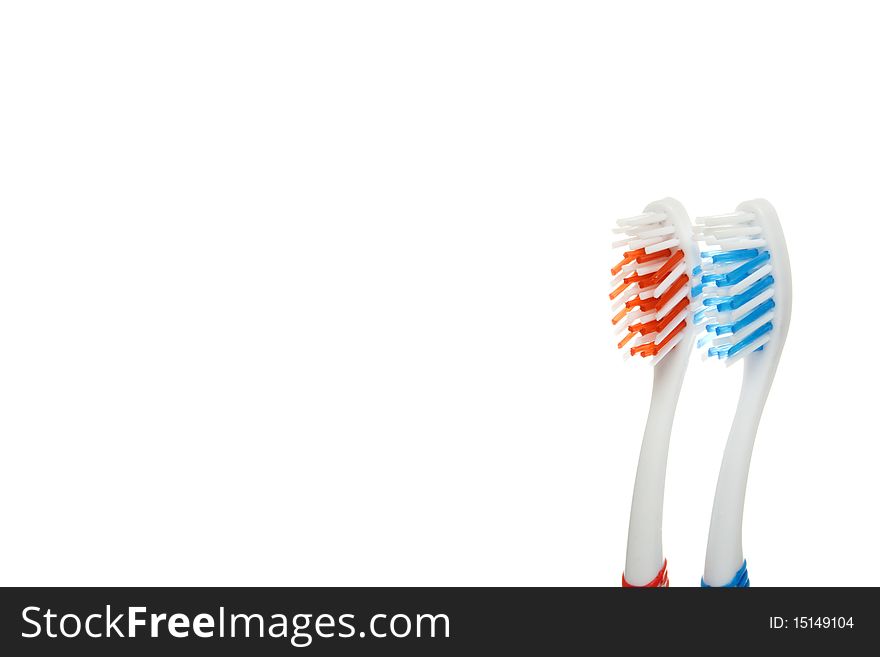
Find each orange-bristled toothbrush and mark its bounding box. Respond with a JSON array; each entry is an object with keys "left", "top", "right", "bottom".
[{"left": 610, "top": 198, "right": 700, "bottom": 587}]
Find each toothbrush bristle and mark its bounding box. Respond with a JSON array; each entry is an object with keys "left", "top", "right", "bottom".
[
  {"left": 610, "top": 211, "right": 692, "bottom": 364},
  {"left": 693, "top": 211, "right": 774, "bottom": 365}
]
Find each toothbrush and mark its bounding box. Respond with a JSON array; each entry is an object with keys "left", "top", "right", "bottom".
[
  {"left": 610, "top": 198, "right": 700, "bottom": 587},
  {"left": 694, "top": 199, "right": 792, "bottom": 587}
]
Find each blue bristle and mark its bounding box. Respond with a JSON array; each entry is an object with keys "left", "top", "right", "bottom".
[
  {"left": 729, "top": 274, "right": 774, "bottom": 310},
  {"left": 709, "top": 323, "right": 773, "bottom": 360},
  {"left": 712, "top": 251, "right": 770, "bottom": 287},
  {"left": 725, "top": 321, "right": 773, "bottom": 358},
  {"left": 731, "top": 298, "right": 775, "bottom": 332},
  {"left": 710, "top": 298, "right": 776, "bottom": 336},
  {"left": 702, "top": 274, "right": 774, "bottom": 312},
  {"left": 700, "top": 248, "right": 759, "bottom": 263}
]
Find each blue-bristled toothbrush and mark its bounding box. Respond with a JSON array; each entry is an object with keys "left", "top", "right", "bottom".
[{"left": 693, "top": 199, "right": 792, "bottom": 587}]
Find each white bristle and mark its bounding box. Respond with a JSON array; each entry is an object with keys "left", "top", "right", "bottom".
[
  {"left": 729, "top": 288, "right": 774, "bottom": 321},
  {"left": 653, "top": 261, "right": 686, "bottom": 298},
  {"left": 628, "top": 235, "right": 666, "bottom": 250},
  {"left": 616, "top": 211, "right": 666, "bottom": 227},
  {"left": 728, "top": 264, "right": 773, "bottom": 295},
  {"left": 635, "top": 260, "right": 664, "bottom": 276},
  {"left": 613, "top": 222, "right": 665, "bottom": 236},
  {"left": 634, "top": 225, "right": 676, "bottom": 239},
  {"left": 705, "top": 238, "right": 768, "bottom": 250},
  {"left": 736, "top": 310, "right": 775, "bottom": 339},
  {"left": 724, "top": 333, "right": 773, "bottom": 367},
  {"left": 627, "top": 308, "right": 654, "bottom": 322},
  {"left": 708, "top": 225, "right": 763, "bottom": 239},
  {"left": 656, "top": 286, "right": 689, "bottom": 320},
  {"left": 651, "top": 331, "right": 686, "bottom": 366},
  {"left": 696, "top": 211, "right": 754, "bottom": 226},
  {"left": 645, "top": 237, "right": 680, "bottom": 253},
  {"left": 655, "top": 310, "right": 687, "bottom": 344}
]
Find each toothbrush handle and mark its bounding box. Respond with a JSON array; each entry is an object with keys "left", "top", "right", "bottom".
[
  {"left": 624, "top": 342, "right": 689, "bottom": 586},
  {"left": 703, "top": 356, "right": 773, "bottom": 586}
]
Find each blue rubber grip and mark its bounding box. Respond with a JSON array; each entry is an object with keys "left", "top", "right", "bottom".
[{"left": 701, "top": 560, "right": 750, "bottom": 588}]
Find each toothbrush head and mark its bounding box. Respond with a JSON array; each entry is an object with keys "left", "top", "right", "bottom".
[
  {"left": 610, "top": 198, "right": 699, "bottom": 366},
  {"left": 693, "top": 200, "right": 791, "bottom": 367}
]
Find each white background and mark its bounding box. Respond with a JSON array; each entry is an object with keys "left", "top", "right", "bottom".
[{"left": 1, "top": 2, "right": 878, "bottom": 586}]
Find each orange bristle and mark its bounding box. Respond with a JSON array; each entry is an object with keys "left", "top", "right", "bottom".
[{"left": 610, "top": 248, "right": 645, "bottom": 276}]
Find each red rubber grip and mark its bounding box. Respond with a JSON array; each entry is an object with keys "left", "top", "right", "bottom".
[{"left": 622, "top": 560, "right": 669, "bottom": 588}]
